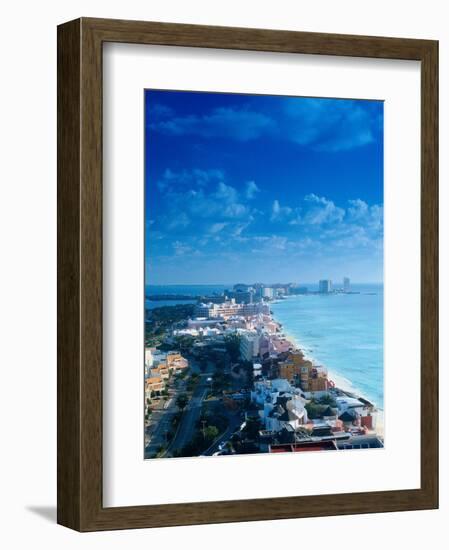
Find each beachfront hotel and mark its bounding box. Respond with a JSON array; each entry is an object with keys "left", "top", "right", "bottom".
[
  {"left": 195, "top": 299, "right": 270, "bottom": 319},
  {"left": 144, "top": 280, "right": 383, "bottom": 459}
]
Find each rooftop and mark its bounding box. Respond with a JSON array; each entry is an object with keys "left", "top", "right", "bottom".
[{"left": 269, "top": 441, "right": 337, "bottom": 453}]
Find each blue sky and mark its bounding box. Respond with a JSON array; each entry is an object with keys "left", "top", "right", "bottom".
[{"left": 145, "top": 90, "right": 383, "bottom": 285}]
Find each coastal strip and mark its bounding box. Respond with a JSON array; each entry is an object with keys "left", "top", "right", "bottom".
[{"left": 144, "top": 282, "right": 383, "bottom": 459}]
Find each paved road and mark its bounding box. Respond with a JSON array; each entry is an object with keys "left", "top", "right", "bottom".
[
  {"left": 145, "top": 407, "right": 176, "bottom": 458},
  {"left": 203, "top": 413, "right": 242, "bottom": 456},
  {"left": 144, "top": 378, "right": 188, "bottom": 458},
  {"left": 145, "top": 359, "right": 216, "bottom": 458},
  {"left": 166, "top": 381, "right": 209, "bottom": 455}
]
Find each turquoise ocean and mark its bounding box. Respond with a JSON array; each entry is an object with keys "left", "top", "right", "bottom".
[
  {"left": 271, "top": 284, "right": 384, "bottom": 409},
  {"left": 145, "top": 283, "right": 384, "bottom": 409}
]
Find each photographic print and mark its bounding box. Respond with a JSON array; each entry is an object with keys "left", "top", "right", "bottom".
[{"left": 144, "top": 90, "right": 384, "bottom": 460}]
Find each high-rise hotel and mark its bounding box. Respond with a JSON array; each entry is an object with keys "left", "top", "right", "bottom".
[{"left": 318, "top": 279, "right": 332, "bottom": 294}]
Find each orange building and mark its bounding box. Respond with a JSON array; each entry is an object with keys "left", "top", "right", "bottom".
[
  {"left": 151, "top": 363, "right": 170, "bottom": 380},
  {"left": 145, "top": 376, "right": 164, "bottom": 397},
  {"left": 278, "top": 350, "right": 315, "bottom": 384},
  {"left": 278, "top": 350, "right": 329, "bottom": 391},
  {"left": 166, "top": 352, "right": 189, "bottom": 372},
  {"left": 300, "top": 364, "right": 328, "bottom": 391}
]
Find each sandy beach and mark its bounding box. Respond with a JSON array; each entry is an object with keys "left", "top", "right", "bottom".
[{"left": 273, "top": 313, "right": 384, "bottom": 438}]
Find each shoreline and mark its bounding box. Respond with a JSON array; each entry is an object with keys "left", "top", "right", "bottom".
[{"left": 268, "top": 307, "right": 384, "bottom": 437}]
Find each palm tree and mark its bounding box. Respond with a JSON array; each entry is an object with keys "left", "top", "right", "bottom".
[{"left": 176, "top": 393, "right": 189, "bottom": 411}]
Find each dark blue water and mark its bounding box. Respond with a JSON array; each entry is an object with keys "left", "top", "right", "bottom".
[{"left": 145, "top": 284, "right": 227, "bottom": 310}]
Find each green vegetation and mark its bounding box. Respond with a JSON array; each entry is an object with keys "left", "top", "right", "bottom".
[
  {"left": 176, "top": 367, "right": 189, "bottom": 380},
  {"left": 145, "top": 304, "right": 195, "bottom": 347},
  {"left": 178, "top": 423, "right": 221, "bottom": 457},
  {"left": 231, "top": 416, "right": 262, "bottom": 455},
  {"left": 147, "top": 294, "right": 197, "bottom": 301},
  {"left": 204, "top": 425, "right": 219, "bottom": 440},
  {"left": 224, "top": 333, "right": 241, "bottom": 363},
  {"left": 316, "top": 394, "right": 337, "bottom": 407},
  {"left": 239, "top": 360, "right": 254, "bottom": 385},
  {"left": 212, "top": 371, "right": 231, "bottom": 394},
  {"left": 207, "top": 349, "right": 226, "bottom": 370},
  {"left": 242, "top": 416, "right": 262, "bottom": 440},
  {"left": 197, "top": 356, "right": 208, "bottom": 372},
  {"left": 173, "top": 334, "right": 195, "bottom": 353},
  {"left": 156, "top": 445, "right": 166, "bottom": 457},
  {"left": 175, "top": 400, "right": 230, "bottom": 458},
  {"left": 186, "top": 372, "right": 200, "bottom": 392},
  {"left": 199, "top": 403, "right": 229, "bottom": 434},
  {"left": 176, "top": 393, "right": 189, "bottom": 411},
  {"left": 305, "top": 395, "right": 337, "bottom": 419}
]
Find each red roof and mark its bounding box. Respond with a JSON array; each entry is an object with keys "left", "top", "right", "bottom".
[{"left": 269, "top": 441, "right": 337, "bottom": 453}]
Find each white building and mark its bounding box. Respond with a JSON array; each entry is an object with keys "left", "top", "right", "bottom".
[
  {"left": 187, "top": 317, "right": 224, "bottom": 329},
  {"left": 240, "top": 331, "right": 261, "bottom": 361},
  {"left": 145, "top": 347, "right": 155, "bottom": 377},
  {"left": 343, "top": 277, "right": 350, "bottom": 293},
  {"left": 195, "top": 300, "right": 269, "bottom": 320},
  {"left": 251, "top": 378, "right": 302, "bottom": 405},
  {"left": 335, "top": 396, "right": 369, "bottom": 416},
  {"left": 262, "top": 287, "right": 274, "bottom": 299},
  {"left": 265, "top": 396, "right": 308, "bottom": 432},
  {"left": 251, "top": 379, "right": 308, "bottom": 432},
  {"left": 253, "top": 363, "right": 263, "bottom": 378},
  {"left": 173, "top": 326, "right": 222, "bottom": 338},
  {"left": 145, "top": 348, "right": 154, "bottom": 368}
]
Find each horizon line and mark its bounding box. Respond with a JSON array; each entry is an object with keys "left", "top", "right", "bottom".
[{"left": 145, "top": 281, "right": 384, "bottom": 286}]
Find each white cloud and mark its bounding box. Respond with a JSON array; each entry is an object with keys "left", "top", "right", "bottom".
[
  {"left": 166, "top": 212, "right": 190, "bottom": 230},
  {"left": 252, "top": 235, "right": 288, "bottom": 253},
  {"left": 348, "top": 198, "right": 369, "bottom": 220},
  {"left": 149, "top": 96, "right": 381, "bottom": 152},
  {"left": 245, "top": 180, "right": 260, "bottom": 199},
  {"left": 148, "top": 103, "right": 174, "bottom": 120},
  {"left": 347, "top": 199, "right": 383, "bottom": 233},
  {"left": 270, "top": 199, "right": 293, "bottom": 222},
  {"left": 282, "top": 98, "right": 379, "bottom": 152},
  {"left": 209, "top": 222, "right": 227, "bottom": 234},
  {"left": 157, "top": 168, "right": 225, "bottom": 192},
  {"left": 214, "top": 181, "right": 238, "bottom": 203},
  {"left": 172, "top": 241, "right": 192, "bottom": 255},
  {"left": 303, "top": 194, "right": 345, "bottom": 225},
  {"left": 152, "top": 107, "right": 275, "bottom": 141}
]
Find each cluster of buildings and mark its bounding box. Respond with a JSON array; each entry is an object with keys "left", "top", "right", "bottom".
[
  {"left": 175, "top": 290, "right": 380, "bottom": 448},
  {"left": 195, "top": 299, "right": 270, "bottom": 319},
  {"left": 251, "top": 378, "right": 309, "bottom": 432},
  {"left": 223, "top": 283, "right": 293, "bottom": 304},
  {"left": 144, "top": 348, "right": 188, "bottom": 399},
  {"left": 251, "top": 378, "right": 375, "bottom": 439},
  {"left": 145, "top": 278, "right": 383, "bottom": 454},
  {"left": 209, "top": 278, "right": 353, "bottom": 300},
  {"left": 243, "top": 334, "right": 380, "bottom": 449},
  {"left": 278, "top": 350, "right": 330, "bottom": 392},
  {"left": 318, "top": 277, "right": 351, "bottom": 294}
]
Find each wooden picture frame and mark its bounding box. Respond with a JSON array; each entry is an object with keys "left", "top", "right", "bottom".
[{"left": 57, "top": 17, "right": 438, "bottom": 531}]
